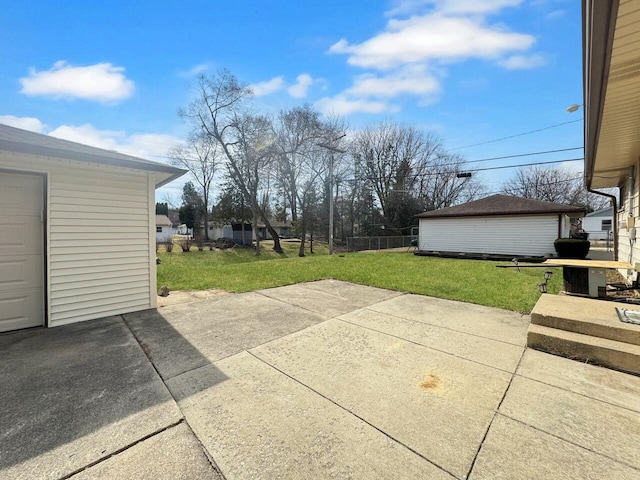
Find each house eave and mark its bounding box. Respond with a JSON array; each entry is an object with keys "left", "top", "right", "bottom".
[
  {"left": 584, "top": 0, "right": 640, "bottom": 190},
  {"left": 0, "top": 124, "right": 187, "bottom": 188}
]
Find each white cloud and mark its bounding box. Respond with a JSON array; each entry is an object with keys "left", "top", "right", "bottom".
[
  {"left": 248, "top": 76, "right": 285, "bottom": 97},
  {"left": 386, "top": 0, "right": 522, "bottom": 16},
  {"left": 315, "top": 95, "right": 397, "bottom": 116},
  {"left": 19, "top": 61, "right": 135, "bottom": 102},
  {"left": 288, "top": 74, "right": 315, "bottom": 98},
  {"left": 323, "top": 1, "right": 539, "bottom": 116},
  {"left": 179, "top": 63, "right": 211, "bottom": 78},
  {"left": 546, "top": 9, "right": 565, "bottom": 20},
  {"left": 329, "top": 14, "right": 535, "bottom": 70},
  {"left": 0, "top": 115, "right": 46, "bottom": 133},
  {"left": 559, "top": 159, "right": 584, "bottom": 174},
  {"left": 48, "top": 123, "right": 183, "bottom": 160},
  {"left": 497, "top": 54, "right": 547, "bottom": 70},
  {"left": 347, "top": 66, "right": 440, "bottom": 99}
]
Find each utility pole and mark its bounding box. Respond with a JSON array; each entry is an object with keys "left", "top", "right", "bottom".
[{"left": 317, "top": 136, "right": 346, "bottom": 255}]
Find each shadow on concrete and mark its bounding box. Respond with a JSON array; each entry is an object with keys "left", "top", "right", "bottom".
[
  {"left": 123, "top": 291, "right": 329, "bottom": 381},
  {"left": 0, "top": 313, "right": 226, "bottom": 477}
]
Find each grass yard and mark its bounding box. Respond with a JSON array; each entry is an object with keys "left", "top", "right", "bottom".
[{"left": 157, "top": 240, "right": 561, "bottom": 313}]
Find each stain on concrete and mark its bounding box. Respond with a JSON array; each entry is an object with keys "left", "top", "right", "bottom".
[{"left": 420, "top": 372, "right": 445, "bottom": 395}]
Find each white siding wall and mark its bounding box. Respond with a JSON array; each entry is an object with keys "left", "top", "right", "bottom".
[
  {"left": 418, "top": 215, "right": 559, "bottom": 257},
  {"left": 617, "top": 167, "right": 640, "bottom": 277},
  {"left": 0, "top": 151, "right": 154, "bottom": 327},
  {"left": 583, "top": 216, "right": 612, "bottom": 240},
  {"left": 156, "top": 226, "right": 172, "bottom": 243}
]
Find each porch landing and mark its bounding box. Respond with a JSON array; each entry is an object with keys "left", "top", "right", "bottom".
[{"left": 529, "top": 294, "right": 640, "bottom": 376}]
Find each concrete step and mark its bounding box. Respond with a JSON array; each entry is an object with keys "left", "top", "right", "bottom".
[
  {"left": 531, "top": 294, "right": 640, "bottom": 346},
  {"left": 527, "top": 324, "right": 640, "bottom": 376}
]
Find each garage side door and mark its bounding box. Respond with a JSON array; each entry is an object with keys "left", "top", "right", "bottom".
[{"left": 0, "top": 173, "right": 44, "bottom": 332}]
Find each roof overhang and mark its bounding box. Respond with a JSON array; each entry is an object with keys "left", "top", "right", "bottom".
[
  {"left": 0, "top": 124, "right": 187, "bottom": 188},
  {"left": 584, "top": 0, "right": 640, "bottom": 189},
  {"left": 416, "top": 211, "right": 585, "bottom": 220}
]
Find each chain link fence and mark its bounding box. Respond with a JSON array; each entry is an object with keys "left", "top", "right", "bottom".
[{"left": 346, "top": 235, "right": 416, "bottom": 252}]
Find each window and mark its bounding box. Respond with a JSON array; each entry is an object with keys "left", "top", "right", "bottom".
[
  {"left": 602, "top": 219, "right": 612, "bottom": 231},
  {"left": 156, "top": 226, "right": 162, "bottom": 232}
]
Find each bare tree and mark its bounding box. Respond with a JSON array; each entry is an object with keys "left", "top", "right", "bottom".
[
  {"left": 350, "top": 122, "right": 478, "bottom": 233},
  {"left": 416, "top": 152, "right": 485, "bottom": 211},
  {"left": 272, "top": 106, "right": 343, "bottom": 256},
  {"left": 180, "top": 70, "right": 283, "bottom": 253},
  {"left": 168, "top": 133, "right": 218, "bottom": 240},
  {"left": 501, "top": 166, "right": 611, "bottom": 211},
  {"left": 160, "top": 192, "right": 180, "bottom": 210},
  {"left": 230, "top": 113, "right": 278, "bottom": 255}
]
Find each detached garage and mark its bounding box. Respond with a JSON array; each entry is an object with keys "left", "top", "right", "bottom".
[
  {"left": 0, "top": 124, "right": 185, "bottom": 332},
  {"left": 415, "top": 194, "right": 585, "bottom": 259}
]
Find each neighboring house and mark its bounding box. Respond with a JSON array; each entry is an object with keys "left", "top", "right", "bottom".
[
  {"left": 415, "top": 194, "right": 585, "bottom": 258},
  {"left": 166, "top": 209, "right": 185, "bottom": 235},
  {"left": 198, "top": 220, "right": 292, "bottom": 244},
  {"left": 582, "top": 207, "right": 613, "bottom": 241},
  {"left": 583, "top": 0, "right": 640, "bottom": 274},
  {"left": 0, "top": 124, "right": 186, "bottom": 333},
  {"left": 155, "top": 214, "right": 173, "bottom": 243},
  {"left": 257, "top": 220, "right": 293, "bottom": 240}
]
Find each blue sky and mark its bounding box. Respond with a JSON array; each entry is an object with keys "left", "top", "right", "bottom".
[{"left": 0, "top": 0, "right": 583, "bottom": 202}]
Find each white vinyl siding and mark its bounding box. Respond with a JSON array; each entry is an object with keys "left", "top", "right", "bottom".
[
  {"left": 155, "top": 226, "right": 172, "bottom": 243},
  {"left": 418, "top": 215, "right": 559, "bottom": 257},
  {"left": 49, "top": 167, "right": 151, "bottom": 326},
  {"left": 0, "top": 151, "right": 155, "bottom": 328}
]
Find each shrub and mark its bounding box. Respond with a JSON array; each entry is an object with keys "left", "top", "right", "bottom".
[
  {"left": 179, "top": 236, "right": 193, "bottom": 252},
  {"left": 216, "top": 237, "right": 236, "bottom": 250},
  {"left": 195, "top": 236, "right": 205, "bottom": 251},
  {"left": 554, "top": 238, "right": 590, "bottom": 259},
  {"left": 164, "top": 240, "right": 173, "bottom": 253}
]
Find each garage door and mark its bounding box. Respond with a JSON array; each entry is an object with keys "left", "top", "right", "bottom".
[{"left": 0, "top": 173, "right": 44, "bottom": 332}]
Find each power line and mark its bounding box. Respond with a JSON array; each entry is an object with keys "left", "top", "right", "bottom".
[
  {"left": 465, "top": 147, "right": 583, "bottom": 165},
  {"left": 450, "top": 119, "right": 583, "bottom": 151},
  {"left": 466, "top": 158, "right": 583, "bottom": 174},
  {"left": 342, "top": 157, "right": 584, "bottom": 183}
]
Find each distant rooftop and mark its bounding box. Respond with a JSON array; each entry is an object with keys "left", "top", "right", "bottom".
[
  {"left": 415, "top": 194, "right": 586, "bottom": 219},
  {"left": 585, "top": 207, "right": 613, "bottom": 218},
  {"left": 156, "top": 215, "right": 173, "bottom": 226}
]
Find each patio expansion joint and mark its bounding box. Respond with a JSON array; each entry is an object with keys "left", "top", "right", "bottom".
[
  {"left": 494, "top": 412, "right": 640, "bottom": 473},
  {"left": 180, "top": 417, "right": 229, "bottom": 480},
  {"left": 56, "top": 419, "right": 185, "bottom": 480},
  {"left": 246, "top": 350, "right": 460, "bottom": 480},
  {"left": 119, "top": 315, "right": 228, "bottom": 479},
  {"left": 361, "top": 306, "right": 527, "bottom": 348},
  {"left": 254, "top": 290, "right": 341, "bottom": 319},
  {"left": 513, "top": 369, "right": 640, "bottom": 416},
  {"left": 465, "top": 346, "right": 526, "bottom": 480},
  {"left": 336, "top": 317, "right": 520, "bottom": 375}
]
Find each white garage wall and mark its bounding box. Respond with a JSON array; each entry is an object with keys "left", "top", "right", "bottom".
[
  {"left": 0, "top": 151, "right": 155, "bottom": 327},
  {"left": 418, "top": 215, "right": 559, "bottom": 257}
]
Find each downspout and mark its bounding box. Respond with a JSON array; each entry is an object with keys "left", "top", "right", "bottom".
[{"left": 587, "top": 187, "right": 617, "bottom": 261}]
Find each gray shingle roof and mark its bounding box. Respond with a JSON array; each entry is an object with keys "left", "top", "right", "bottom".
[
  {"left": 415, "top": 194, "right": 586, "bottom": 219},
  {"left": 0, "top": 124, "right": 186, "bottom": 186},
  {"left": 156, "top": 215, "right": 173, "bottom": 226}
]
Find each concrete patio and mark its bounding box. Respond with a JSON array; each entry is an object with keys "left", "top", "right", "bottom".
[{"left": 1, "top": 280, "right": 639, "bottom": 479}]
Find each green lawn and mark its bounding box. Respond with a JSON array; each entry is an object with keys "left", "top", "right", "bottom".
[{"left": 157, "top": 240, "right": 560, "bottom": 313}]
